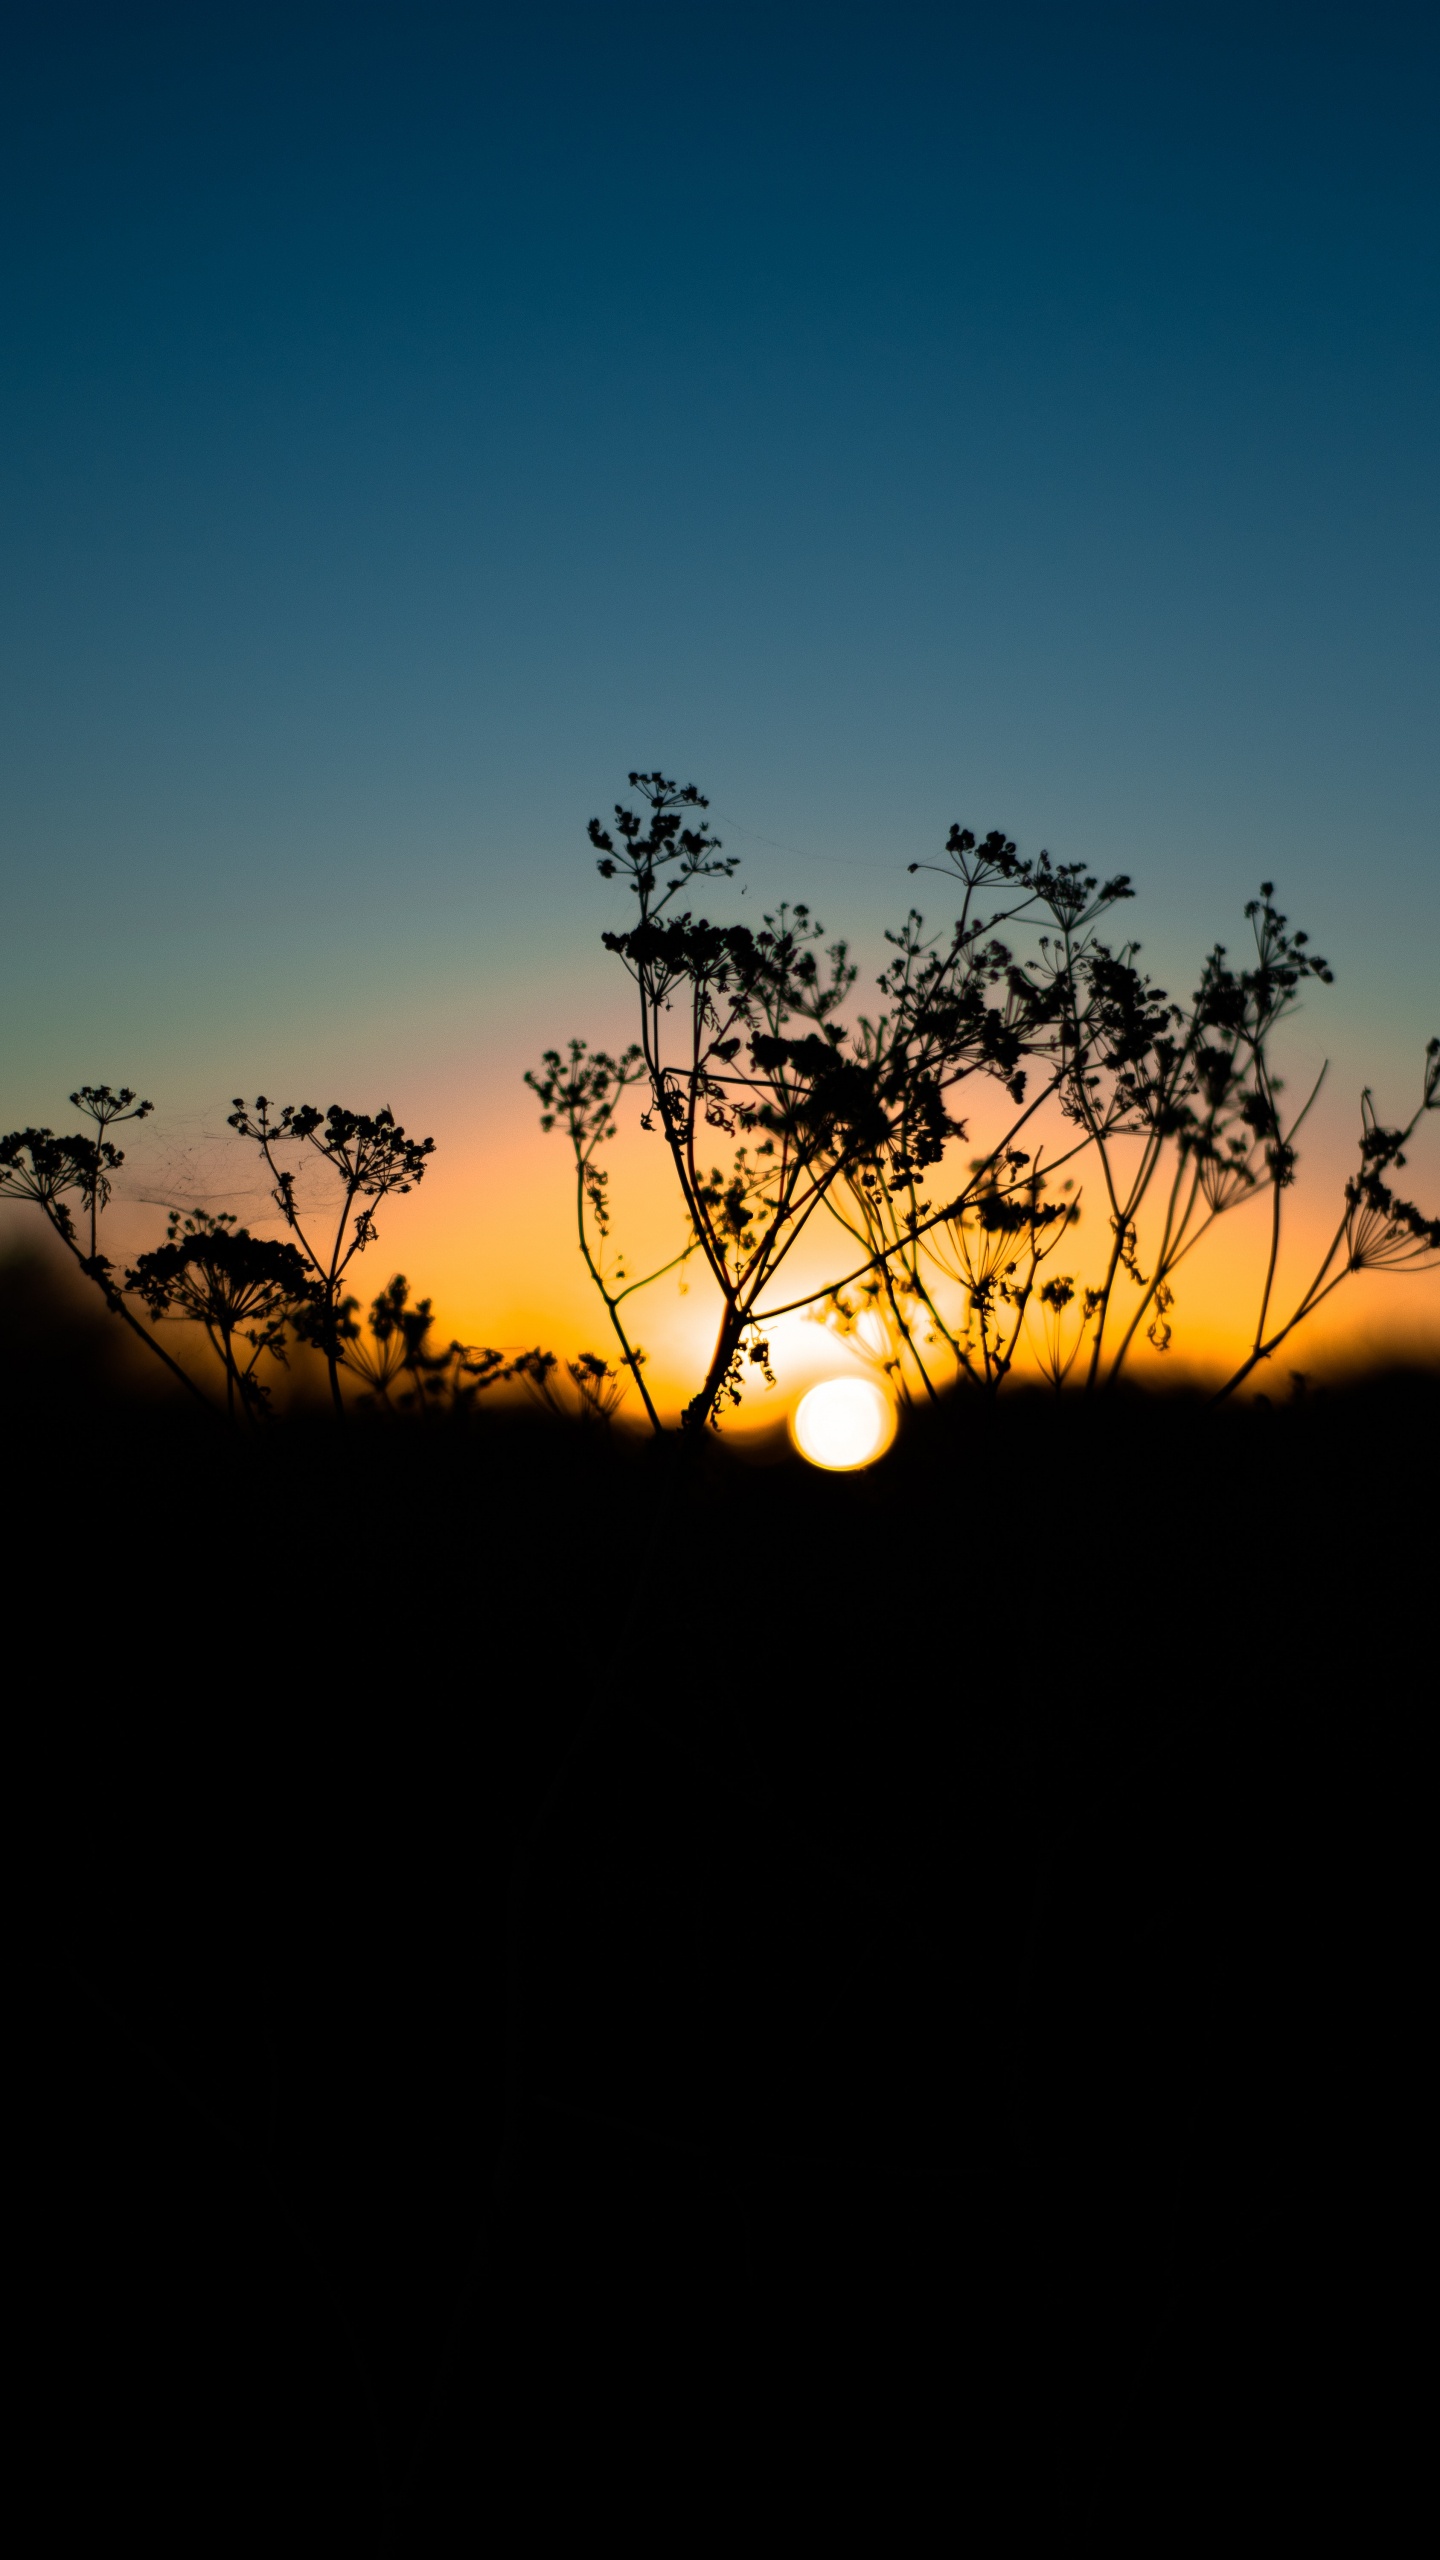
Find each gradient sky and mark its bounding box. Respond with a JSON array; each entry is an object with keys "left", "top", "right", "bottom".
[{"left": 3, "top": 1, "right": 1436, "bottom": 1398}]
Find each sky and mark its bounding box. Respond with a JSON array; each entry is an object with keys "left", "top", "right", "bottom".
[{"left": 2, "top": 0, "right": 1436, "bottom": 1406}]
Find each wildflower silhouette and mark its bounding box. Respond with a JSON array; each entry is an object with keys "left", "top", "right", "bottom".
[
  {"left": 536, "top": 779, "right": 1123, "bottom": 1433},
  {"left": 0, "top": 1097, "right": 211, "bottom": 1407},
  {"left": 1067, "top": 884, "right": 1337, "bottom": 1385},
  {"left": 69, "top": 1086, "right": 155, "bottom": 1257},
  {"left": 504, "top": 1345, "right": 628, "bottom": 1422},
  {"left": 6, "top": 807, "right": 1433, "bottom": 1429},
  {"left": 924, "top": 1154, "right": 1079, "bottom": 1391},
  {"left": 806, "top": 827, "right": 1136, "bottom": 1402},
  {"left": 3, "top": 1089, "right": 453, "bottom": 1424},
  {"left": 532, "top": 777, "right": 1437, "bottom": 1420},
  {"left": 226, "top": 1099, "right": 435, "bottom": 1415},
  {"left": 1214, "top": 1039, "right": 1440, "bottom": 1398},
  {"left": 1031, "top": 1276, "right": 1108, "bottom": 1391},
  {"left": 126, "top": 1210, "right": 317, "bottom": 1423},
  {"left": 523, "top": 1040, "right": 696, "bottom": 1432},
  {"left": 332, "top": 1273, "right": 512, "bottom": 1415}
]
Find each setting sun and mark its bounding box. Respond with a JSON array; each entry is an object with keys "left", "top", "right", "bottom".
[{"left": 791, "top": 1376, "right": 898, "bottom": 1470}]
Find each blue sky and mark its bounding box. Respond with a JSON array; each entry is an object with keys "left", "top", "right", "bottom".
[{"left": 2, "top": 2, "right": 1436, "bottom": 1260}]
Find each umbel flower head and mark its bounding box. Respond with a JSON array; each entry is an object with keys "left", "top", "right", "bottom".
[
  {"left": 1344, "top": 1067, "right": 1440, "bottom": 1274},
  {"left": 127, "top": 1211, "right": 318, "bottom": 1412}
]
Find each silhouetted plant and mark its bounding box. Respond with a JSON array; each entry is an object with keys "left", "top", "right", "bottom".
[
  {"left": 69, "top": 1086, "right": 154, "bottom": 1255},
  {"left": 506, "top": 1345, "right": 628, "bottom": 1423},
  {"left": 924, "top": 1153, "right": 1079, "bottom": 1391},
  {"left": 540, "top": 780, "right": 1127, "bottom": 1432},
  {"left": 523, "top": 1041, "right": 695, "bottom": 1432},
  {"left": 800, "top": 831, "right": 1136, "bottom": 1402},
  {"left": 330, "top": 1272, "right": 513, "bottom": 1415},
  {"left": 0, "top": 1102, "right": 212, "bottom": 1407},
  {"left": 5, "top": 1088, "right": 556, "bottom": 1433},
  {"left": 9, "top": 807, "right": 1432, "bottom": 1432},
  {"left": 126, "top": 1210, "right": 318, "bottom": 1422},
  {"left": 1031, "top": 1275, "right": 1107, "bottom": 1391},
  {"left": 1063, "top": 885, "right": 1336, "bottom": 1385},
  {"left": 816, "top": 1160, "right": 1079, "bottom": 1403},
  {"left": 891, "top": 864, "right": 1336, "bottom": 1387},
  {"left": 226, "top": 1099, "right": 435, "bottom": 1415},
  {"left": 535, "top": 778, "right": 1436, "bottom": 1418},
  {"left": 329, "top": 1272, "right": 433, "bottom": 1404},
  {"left": 2, "top": 1089, "right": 456, "bottom": 1425},
  {"left": 1214, "top": 1041, "right": 1440, "bottom": 1398}
]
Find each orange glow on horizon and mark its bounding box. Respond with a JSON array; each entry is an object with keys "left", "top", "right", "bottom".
[
  {"left": 60, "top": 1057, "right": 1438, "bottom": 1428},
  {"left": 362, "top": 1089, "right": 1440, "bottom": 1424}
]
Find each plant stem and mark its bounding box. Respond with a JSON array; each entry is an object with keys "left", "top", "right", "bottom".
[
  {"left": 58, "top": 1229, "right": 216, "bottom": 1412},
  {"left": 1211, "top": 1268, "right": 1350, "bottom": 1402}
]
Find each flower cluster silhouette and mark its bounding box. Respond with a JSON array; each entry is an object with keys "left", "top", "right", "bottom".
[{"left": 3, "top": 778, "right": 1435, "bottom": 1426}]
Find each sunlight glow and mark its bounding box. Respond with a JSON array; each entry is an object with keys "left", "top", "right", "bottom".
[{"left": 792, "top": 1377, "right": 897, "bottom": 1471}]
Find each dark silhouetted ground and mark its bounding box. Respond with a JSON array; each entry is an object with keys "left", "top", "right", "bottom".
[{"left": 12, "top": 1253, "right": 1434, "bottom": 2548}]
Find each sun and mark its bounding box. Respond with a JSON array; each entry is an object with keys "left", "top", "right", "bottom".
[{"left": 791, "top": 1376, "right": 898, "bottom": 1471}]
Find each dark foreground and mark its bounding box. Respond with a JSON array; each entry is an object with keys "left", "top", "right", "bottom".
[{"left": 15, "top": 1288, "right": 1436, "bottom": 2546}]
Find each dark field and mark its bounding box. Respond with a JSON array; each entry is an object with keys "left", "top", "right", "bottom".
[{"left": 16, "top": 1258, "right": 1435, "bottom": 2547}]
